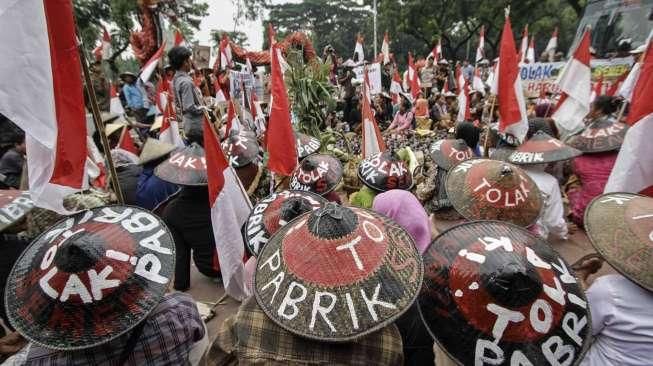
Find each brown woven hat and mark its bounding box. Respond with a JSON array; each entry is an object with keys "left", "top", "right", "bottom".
[
  {"left": 289, "top": 154, "right": 343, "bottom": 196},
  {"left": 567, "top": 116, "right": 628, "bottom": 153},
  {"left": 105, "top": 122, "right": 126, "bottom": 137},
  {"left": 419, "top": 220, "right": 591, "bottom": 366},
  {"left": 222, "top": 133, "right": 260, "bottom": 168},
  {"left": 429, "top": 139, "right": 474, "bottom": 170},
  {"left": 358, "top": 150, "right": 413, "bottom": 192},
  {"left": 509, "top": 131, "right": 582, "bottom": 165},
  {"left": 445, "top": 159, "right": 542, "bottom": 227},
  {"left": 585, "top": 193, "right": 653, "bottom": 291},
  {"left": 154, "top": 142, "right": 207, "bottom": 186},
  {"left": 5, "top": 205, "right": 175, "bottom": 350},
  {"left": 139, "top": 138, "right": 177, "bottom": 165},
  {"left": 254, "top": 203, "right": 423, "bottom": 341},
  {"left": 0, "top": 190, "right": 33, "bottom": 233},
  {"left": 489, "top": 147, "right": 516, "bottom": 162},
  {"left": 295, "top": 132, "right": 321, "bottom": 159},
  {"left": 245, "top": 190, "right": 327, "bottom": 256}
]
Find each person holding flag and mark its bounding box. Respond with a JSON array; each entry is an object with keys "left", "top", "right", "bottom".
[{"left": 169, "top": 46, "right": 207, "bottom": 143}]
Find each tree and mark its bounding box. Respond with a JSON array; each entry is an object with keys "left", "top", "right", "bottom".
[{"left": 210, "top": 30, "right": 250, "bottom": 48}]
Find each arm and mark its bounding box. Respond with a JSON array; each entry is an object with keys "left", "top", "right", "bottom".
[
  {"left": 585, "top": 276, "right": 616, "bottom": 336},
  {"left": 544, "top": 183, "right": 569, "bottom": 240},
  {"left": 387, "top": 112, "right": 400, "bottom": 130},
  {"left": 397, "top": 112, "right": 413, "bottom": 131}
]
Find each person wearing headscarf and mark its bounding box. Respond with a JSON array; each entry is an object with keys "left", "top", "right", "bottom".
[
  {"left": 455, "top": 121, "right": 481, "bottom": 156},
  {"left": 373, "top": 190, "right": 433, "bottom": 365},
  {"left": 110, "top": 149, "right": 142, "bottom": 206}
]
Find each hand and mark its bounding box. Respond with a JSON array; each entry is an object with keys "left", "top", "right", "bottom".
[
  {"left": 571, "top": 254, "right": 603, "bottom": 290},
  {"left": 0, "top": 332, "right": 26, "bottom": 355}
]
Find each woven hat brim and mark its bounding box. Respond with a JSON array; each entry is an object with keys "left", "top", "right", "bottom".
[
  {"left": 290, "top": 156, "right": 344, "bottom": 196},
  {"left": 139, "top": 139, "right": 177, "bottom": 165}
]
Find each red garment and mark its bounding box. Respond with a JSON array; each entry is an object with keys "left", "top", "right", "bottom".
[{"left": 567, "top": 152, "right": 618, "bottom": 226}]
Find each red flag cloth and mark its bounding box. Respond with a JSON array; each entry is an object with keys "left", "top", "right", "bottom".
[
  {"left": 590, "top": 75, "right": 604, "bottom": 102},
  {"left": 118, "top": 128, "right": 139, "bottom": 155},
  {"left": 497, "top": 13, "right": 529, "bottom": 143},
  {"left": 140, "top": 41, "right": 166, "bottom": 83},
  {"left": 606, "top": 72, "right": 628, "bottom": 97},
  {"left": 174, "top": 29, "right": 184, "bottom": 46},
  {"left": 266, "top": 43, "right": 298, "bottom": 176},
  {"left": 627, "top": 42, "right": 653, "bottom": 124},
  {"left": 361, "top": 68, "right": 386, "bottom": 158},
  {"left": 226, "top": 100, "right": 237, "bottom": 136}
]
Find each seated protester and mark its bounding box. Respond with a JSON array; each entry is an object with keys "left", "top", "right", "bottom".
[
  {"left": 565, "top": 96, "right": 625, "bottom": 227},
  {"left": 136, "top": 138, "right": 179, "bottom": 210},
  {"left": 110, "top": 149, "right": 143, "bottom": 206},
  {"left": 154, "top": 143, "right": 220, "bottom": 291},
  {"left": 454, "top": 120, "right": 481, "bottom": 156},
  {"left": 414, "top": 91, "right": 431, "bottom": 130},
  {"left": 1, "top": 206, "right": 208, "bottom": 365},
  {"left": 0, "top": 133, "right": 25, "bottom": 189},
  {"left": 373, "top": 93, "right": 394, "bottom": 128},
  {"left": 348, "top": 96, "right": 362, "bottom": 132},
  {"left": 577, "top": 193, "right": 653, "bottom": 366},
  {"left": 387, "top": 95, "right": 413, "bottom": 133}
]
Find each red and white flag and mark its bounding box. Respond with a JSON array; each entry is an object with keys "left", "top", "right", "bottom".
[
  {"left": 354, "top": 34, "right": 365, "bottom": 63},
  {"left": 116, "top": 127, "right": 140, "bottom": 163},
  {"left": 87, "top": 136, "right": 107, "bottom": 190},
  {"left": 390, "top": 70, "right": 403, "bottom": 103},
  {"left": 429, "top": 39, "right": 442, "bottom": 62},
  {"left": 219, "top": 34, "right": 233, "bottom": 70},
  {"left": 605, "top": 39, "right": 653, "bottom": 197},
  {"left": 362, "top": 68, "right": 386, "bottom": 158},
  {"left": 225, "top": 99, "right": 241, "bottom": 136},
  {"left": 497, "top": 11, "right": 529, "bottom": 143},
  {"left": 267, "top": 42, "right": 298, "bottom": 176},
  {"left": 160, "top": 100, "right": 185, "bottom": 148},
  {"left": 174, "top": 29, "right": 185, "bottom": 47},
  {"left": 109, "top": 84, "right": 125, "bottom": 115},
  {"left": 214, "top": 78, "right": 227, "bottom": 103},
  {"left": 472, "top": 67, "right": 486, "bottom": 95},
  {"left": 606, "top": 72, "right": 628, "bottom": 97},
  {"left": 526, "top": 36, "right": 536, "bottom": 64},
  {"left": 101, "top": 26, "right": 112, "bottom": 61},
  {"left": 545, "top": 27, "right": 558, "bottom": 62},
  {"left": 381, "top": 32, "right": 391, "bottom": 65},
  {"left": 551, "top": 28, "right": 592, "bottom": 136},
  {"left": 475, "top": 26, "right": 485, "bottom": 63},
  {"left": 0, "top": 0, "right": 88, "bottom": 213},
  {"left": 618, "top": 62, "right": 641, "bottom": 102},
  {"left": 519, "top": 25, "right": 529, "bottom": 64},
  {"left": 140, "top": 41, "right": 166, "bottom": 83},
  {"left": 203, "top": 116, "right": 252, "bottom": 300},
  {"left": 408, "top": 52, "right": 421, "bottom": 99},
  {"left": 456, "top": 65, "right": 470, "bottom": 122},
  {"left": 590, "top": 75, "right": 604, "bottom": 103}
]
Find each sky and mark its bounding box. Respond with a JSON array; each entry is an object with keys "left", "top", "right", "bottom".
[{"left": 194, "top": 1, "right": 264, "bottom": 50}]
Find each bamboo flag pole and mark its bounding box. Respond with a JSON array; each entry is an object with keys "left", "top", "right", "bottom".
[
  {"left": 483, "top": 95, "right": 496, "bottom": 158},
  {"left": 77, "top": 38, "right": 125, "bottom": 204}
]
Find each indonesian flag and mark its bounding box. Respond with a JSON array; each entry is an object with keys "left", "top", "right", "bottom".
[
  {"left": 497, "top": 12, "right": 529, "bottom": 143},
  {"left": 551, "top": 28, "right": 592, "bottom": 136},
  {"left": 203, "top": 116, "right": 252, "bottom": 301},
  {"left": 362, "top": 68, "right": 386, "bottom": 158},
  {"left": 390, "top": 70, "right": 403, "bottom": 103},
  {"left": 382, "top": 32, "right": 390, "bottom": 65},
  {"left": 472, "top": 67, "right": 486, "bottom": 95},
  {"left": 87, "top": 136, "right": 107, "bottom": 190},
  {"left": 475, "top": 25, "right": 485, "bottom": 63},
  {"left": 117, "top": 127, "right": 139, "bottom": 160},
  {"left": 267, "top": 42, "right": 298, "bottom": 176},
  {"left": 488, "top": 61, "right": 498, "bottom": 95},
  {"left": 92, "top": 44, "right": 103, "bottom": 62},
  {"left": 140, "top": 41, "right": 166, "bottom": 83},
  {"left": 174, "top": 29, "right": 185, "bottom": 47},
  {"left": 519, "top": 25, "right": 529, "bottom": 63},
  {"left": 429, "top": 39, "right": 442, "bottom": 62},
  {"left": 545, "top": 27, "right": 558, "bottom": 62},
  {"left": 354, "top": 34, "right": 365, "bottom": 63},
  {"left": 155, "top": 78, "right": 172, "bottom": 113},
  {"left": 606, "top": 72, "right": 628, "bottom": 97},
  {"left": 225, "top": 99, "right": 240, "bottom": 136},
  {"left": 590, "top": 75, "right": 604, "bottom": 103},
  {"left": 101, "top": 26, "right": 112, "bottom": 61},
  {"left": 220, "top": 34, "right": 233, "bottom": 70},
  {"left": 408, "top": 52, "right": 421, "bottom": 99},
  {"left": 0, "top": 0, "right": 88, "bottom": 213},
  {"left": 526, "top": 36, "right": 536, "bottom": 64},
  {"left": 160, "top": 100, "right": 185, "bottom": 148},
  {"left": 605, "top": 39, "right": 653, "bottom": 197},
  {"left": 214, "top": 77, "right": 227, "bottom": 102},
  {"left": 456, "top": 65, "right": 470, "bottom": 122},
  {"left": 250, "top": 91, "right": 266, "bottom": 136},
  {"left": 618, "top": 62, "right": 641, "bottom": 102},
  {"left": 109, "top": 84, "right": 125, "bottom": 115}
]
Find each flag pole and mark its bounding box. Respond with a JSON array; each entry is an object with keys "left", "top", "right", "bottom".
[
  {"left": 77, "top": 39, "right": 125, "bottom": 204},
  {"left": 483, "top": 95, "right": 496, "bottom": 158}
]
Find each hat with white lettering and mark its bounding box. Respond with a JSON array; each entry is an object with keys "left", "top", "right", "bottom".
[
  {"left": 5, "top": 205, "right": 175, "bottom": 350},
  {"left": 289, "top": 154, "right": 343, "bottom": 196},
  {"left": 429, "top": 139, "right": 474, "bottom": 170},
  {"left": 254, "top": 203, "right": 423, "bottom": 341},
  {"left": 154, "top": 142, "right": 207, "bottom": 186},
  {"left": 445, "top": 159, "right": 542, "bottom": 227},
  {"left": 139, "top": 138, "right": 177, "bottom": 165},
  {"left": 295, "top": 132, "right": 322, "bottom": 159},
  {"left": 357, "top": 151, "right": 414, "bottom": 192},
  {"left": 567, "top": 117, "right": 628, "bottom": 153},
  {"left": 245, "top": 190, "right": 327, "bottom": 256},
  {"left": 508, "top": 131, "right": 582, "bottom": 165},
  {"left": 221, "top": 133, "right": 260, "bottom": 168},
  {"left": 0, "top": 190, "right": 33, "bottom": 233},
  {"left": 585, "top": 193, "right": 653, "bottom": 291},
  {"left": 419, "top": 220, "right": 591, "bottom": 366}
]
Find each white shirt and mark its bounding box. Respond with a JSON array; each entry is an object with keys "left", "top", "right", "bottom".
[
  {"left": 581, "top": 274, "right": 653, "bottom": 366},
  {"left": 524, "top": 166, "right": 568, "bottom": 240}
]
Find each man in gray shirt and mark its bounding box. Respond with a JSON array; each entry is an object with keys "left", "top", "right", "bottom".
[{"left": 169, "top": 46, "right": 206, "bottom": 144}]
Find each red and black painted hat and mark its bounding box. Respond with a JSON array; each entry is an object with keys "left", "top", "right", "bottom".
[
  {"left": 0, "top": 190, "right": 33, "bottom": 233},
  {"left": 567, "top": 116, "right": 628, "bottom": 153},
  {"left": 429, "top": 139, "right": 475, "bottom": 170},
  {"left": 295, "top": 132, "right": 321, "bottom": 159},
  {"left": 244, "top": 190, "right": 327, "bottom": 256},
  {"left": 357, "top": 150, "right": 413, "bottom": 192},
  {"left": 5, "top": 205, "right": 175, "bottom": 350},
  {"left": 289, "top": 154, "right": 343, "bottom": 196},
  {"left": 222, "top": 133, "right": 260, "bottom": 168},
  {"left": 254, "top": 203, "right": 423, "bottom": 342},
  {"left": 154, "top": 142, "right": 207, "bottom": 186},
  {"left": 445, "top": 159, "right": 542, "bottom": 227},
  {"left": 419, "top": 220, "right": 591, "bottom": 366},
  {"left": 585, "top": 193, "right": 653, "bottom": 292},
  {"left": 509, "top": 131, "right": 582, "bottom": 165}
]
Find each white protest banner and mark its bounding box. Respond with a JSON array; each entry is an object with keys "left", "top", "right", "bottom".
[{"left": 354, "top": 63, "right": 382, "bottom": 95}]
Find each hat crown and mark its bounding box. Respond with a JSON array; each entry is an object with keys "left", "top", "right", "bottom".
[
  {"left": 280, "top": 197, "right": 314, "bottom": 222},
  {"left": 481, "top": 253, "right": 542, "bottom": 308},
  {"left": 307, "top": 204, "right": 357, "bottom": 239},
  {"left": 54, "top": 234, "right": 104, "bottom": 273}
]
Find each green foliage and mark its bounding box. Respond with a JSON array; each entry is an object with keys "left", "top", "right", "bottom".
[
  {"left": 210, "top": 29, "right": 250, "bottom": 47},
  {"left": 285, "top": 50, "right": 336, "bottom": 137}
]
